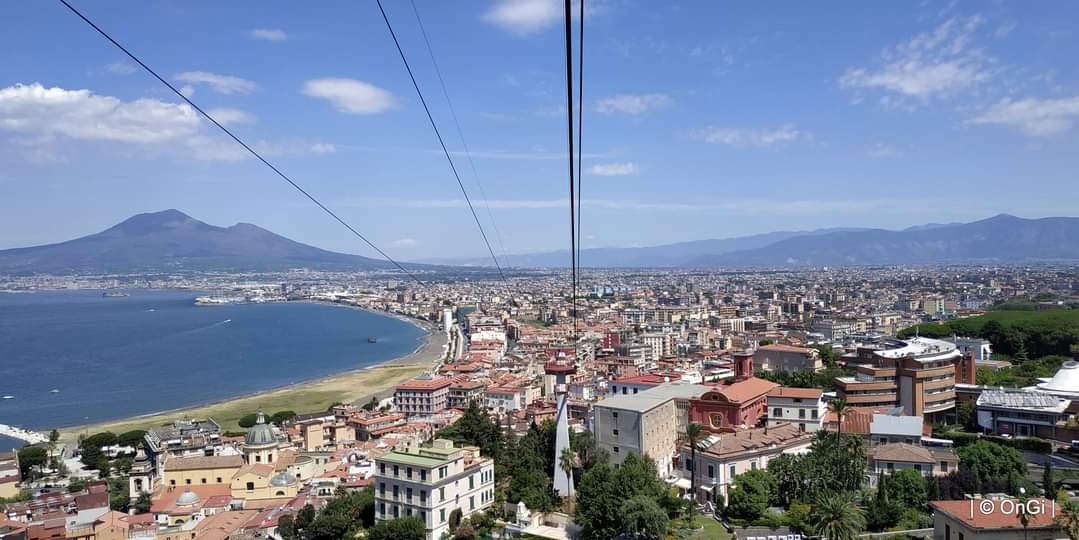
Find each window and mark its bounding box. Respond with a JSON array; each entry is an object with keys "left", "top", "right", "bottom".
[
  {"left": 379, "top": 482, "right": 385, "bottom": 496},
  {"left": 914, "top": 464, "right": 922, "bottom": 472},
  {"left": 255, "top": 455, "right": 261, "bottom": 463},
  {"left": 420, "top": 469, "right": 427, "bottom": 481},
  {"left": 729, "top": 465, "right": 736, "bottom": 479},
  {"left": 707, "top": 465, "right": 715, "bottom": 479},
  {"left": 246, "top": 482, "right": 255, "bottom": 491},
  {"left": 406, "top": 487, "right": 412, "bottom": 501},
  {"left": 751, "top": 462, "right": 757, "bottom": 471},
  {"left": 406, "top": 467, "right": 413, "bottom": 479},
  {"left": 393, "top": 485, "right": 399, "bottom": 498},
  {"left": 612, "top": 411, "right": 618, "bottom": 418},
  {"left": 685, "top": 458, "right": 693, "bottom": 471},
  {"left": 379, "top": 502, "right": 385, "bottom": 515},
  {"left": 420, "top": 490, "right": 427, "bottom": 503},
  {"left": 216, "top": 477, "right": 222, "bottom": 483},
  {"left": 470, "top": 475, "right": 475, "bottom": 489},
  {"left": 611, "top": 386, "right": 617, "bottom": 393},
  {"left": 798, "top": 409, "right": 806, "bottom": 419},
  {"left": 379, "top": 463, "right": 386, "bottom": 474},
  {"left": 622, "top": 387, "right": 627, "bottom": 394},
  {"left": 393, "top": 506, "right": 399, "bottom": 518},
  {"left": 887, "top": 463, "right": 894, "bottom": 471},
  {"left": 185, "top": 479, "right": 191, "bottom": 485},
  {"left": 811, "top": 410, "right": 818, "bottom": 419},
  {"left": 633, "top": 388, "right": 638, "bottom": 394},
  {"left": 200, "top": 478, "right": 206, "bottom": 484},
  {"left": 799, "top": 423, "right": 805, "bottom": 432},
  {"left": 420, "top": 511, "right": 426, "bottom": 522},
  {"left": 170, "top": 480, "right": 176, "bottom": 486},
  {"left": 613, "top": 429, "right": 619, "bottom": 436},
  {"left": 941, "top": 461, "right": 949, "bottom": 472},
  {"left": 773, "top": 408, "right": 782, "bottom": 417},
  {"left": 470, "top": 495, "right": 475, "bottom": 510},
  {"left": 440, "top": 487, "right": 446, "bottom": 501},
  {"left": 393, "top": 465, "right": 399, "bottom": 476},
  {"left": 613, "top": 446, "right": 620, "bottom": 453},
  {"left": 440, "top": 509, "right": 446, "bottom": 523}
]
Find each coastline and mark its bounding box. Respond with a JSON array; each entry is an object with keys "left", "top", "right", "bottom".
[{"left": 58, "top": 306, "right": 446, "bottom": 442}]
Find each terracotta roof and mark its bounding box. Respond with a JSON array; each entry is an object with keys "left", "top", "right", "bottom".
[
  {"left": 718, "top": 377, "right": 779, "bottom": 403},
  {"left": 167, "top": 454, "right": 243, "bottom": 471},
  {"left": 613, "top": 374, "right": 669, "bottom": 385},
  {"left": 757, "top": 344, "right": 813, "bottom": 354},
  {"left": 931, "top": 498, "right": 1059, "bottom": 530},
  {"left": 696, "top": 423, "right": 812, "bottom": 457},
  {"left": 396, "top": 377, "right": 452, "bottom": 391},
  {"left": 768, "top": 387, "right": 823, "bottom": 399},
  {"left": 871, "top": 443, "right": 934, "bottom": 464}
]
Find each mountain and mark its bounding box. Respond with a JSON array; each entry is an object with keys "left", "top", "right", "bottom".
[
  {"left": 0, "top": 209, "right": 416, "bottom": 274},
  {"left": 691, "top": 214, "right": 1079, "bottom": 267},
  {"left": 419, "top": 227, "right": 870, "bottom": 268}
]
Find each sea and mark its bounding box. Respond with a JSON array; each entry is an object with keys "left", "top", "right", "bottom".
[{"left": 0, "top": 289, "right": 427, "bottom": 452}]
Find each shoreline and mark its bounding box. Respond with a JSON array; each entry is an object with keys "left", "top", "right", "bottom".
[{"left": 57, "top": 302, "right": 446, "bottom": 441}]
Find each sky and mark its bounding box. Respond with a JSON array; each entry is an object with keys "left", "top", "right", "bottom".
[{"left": 2, "top": 0, "right": 1078, "bottom": 261}]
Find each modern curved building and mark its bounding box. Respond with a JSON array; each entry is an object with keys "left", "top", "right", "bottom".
[{"left": 835, "top": 337, "right": 964, "bottom": 421}]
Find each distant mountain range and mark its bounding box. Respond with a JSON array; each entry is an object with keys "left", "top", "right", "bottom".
[
  {"left": 422, "top": 214, "right": 1079, "bottom": 268},
  {"left": 0, "top": 209, "right": 414, "bottom": 274},
  {"left": 3, "top": 211, "right": 1078, "bottom": 275}
]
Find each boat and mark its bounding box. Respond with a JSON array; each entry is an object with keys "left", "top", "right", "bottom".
[
  {"left": 50, "top": 389, "right": 60, "bottom": 394},
  {"left": 368, "top": 337, "right": 378, "bottom": 343},
  {"left": 102, "top": 291, "right": 129, "bottom": 298},
  {"left": 1, "top": 396, "right": 13, "bottom": 400}
]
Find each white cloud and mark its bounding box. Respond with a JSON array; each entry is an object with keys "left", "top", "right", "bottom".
[
  {"left": 207, "top": 108, "right": 255, "bottom": 125},
  {"left": 310, "top": 142, "right": 337, "bottom": 154},
  {"left": 0, "top": 83, "right": 199, "bottom": 143},
  {"left": 594, "top": 93, "right": 671, "bottom": 115},
  {"left": 869, "top": 143, "right": 900, "bottom": 158},
  {"left": 690, "top": 124, "right": 802, "bottom": 147},
  {"left": 105, "top": 62, "right": 136, "bottom": 75},
  {"left": 839, "top": 16, "right": 990, "bottom": 106},
  {"left": 303, "top": 78, "right": 395, "bottom": 115},
  {"left": 249, "top": 28, "right": 287, "bottom": 42},
  {"left": 391, "top": 238, "right": 418, "bottom": 248},
  {"left": 179, "top": 85, "right": 195, "bottom": 97},
  {"left": 589, "top": 162, "right": 638, "bottom": 176},
  {"left": 483, "top": 0, "right": 560, "bottom": 35},
  {"left": 969, "top": 96, "right": 1079, "bottom": 136},
  {"left": 174, "top": 71, "right": 257, "bottom": 95}
]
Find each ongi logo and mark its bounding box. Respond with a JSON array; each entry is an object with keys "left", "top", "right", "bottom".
[{"left": 969, "top": 497, "right": 1055, "bottom": 519}]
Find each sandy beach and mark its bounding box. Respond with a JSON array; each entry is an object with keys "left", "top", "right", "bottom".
[{"left": 59, "top": 314, "right": 447, "bottom": 440}]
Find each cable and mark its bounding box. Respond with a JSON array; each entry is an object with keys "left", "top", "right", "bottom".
[
  {"left": 375, "top": 0, "right": 507, "bottom": 282},
  {"left": 576, "top": 0, "right": 584, "bottom": 307},
  {"left": 563, "top": 0, "right": 578, "bottom": 358},
  {"left": 57, "top": 0, "right": 425, "bottom": 286},
  {"left": 407, "top": 0, "right": 510, "bottom": 262}
]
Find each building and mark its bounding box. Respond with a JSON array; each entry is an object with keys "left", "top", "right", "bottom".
[
  {"left": 0, "top": 452, "right": 19, "bottom": 500},
  {"left": 944, "top": 336, "right": 993, "bottom": 363},
  {"left": 752, "top": 344, "right": 823, "bottom": 373},
  {"left": 868, "top": 443, "right": 958, "bottom": 487},
  {"left": 447, "top": 380, "right": 486, "bottom": 409},
  {"left": 593, "top": 383, "right": 713, "bottom": 477},
  {"left": 677, "top": 422, "right": 813, "bottom": 502},
  {"left": 394, "top": 376, "right": 452, "bottom": 417},
  {"left": 608, "top": 374, "right": 669, "bottom": 396},
  {"left": 930, "top": 497, "right": 1062, "bottom": 539},
  {"left": 143, "top": 418, "right": 223, "bottom": 480},
  {"left": 484, "top": 386, "right": 529, "bottom": 414},
  {"left": 352, "top": 413, "right": 407, "bottom": 441},
  {"left": 766, "top": 387, "right": 826, "bottom": 432},
  {"left": 374, "top": 439, "right": 495, "bottom": 540},
  {"left": 688, "top": 352, "right": 778, "bottom": 432},
  {"left": 835, "top": 337, "right": 962, "bottom": 421},
  {"left": 975, "top": 389, "right": 1072, "bottom": 439}
]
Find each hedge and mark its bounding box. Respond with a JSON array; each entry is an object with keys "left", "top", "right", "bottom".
[{"left": 937, "top": 431, "right": 1053, "bottom": 454}]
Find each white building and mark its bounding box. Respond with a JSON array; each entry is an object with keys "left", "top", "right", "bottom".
[
  {"left": 766, "top": 387, "right": 826, "bottom": 432},
  {"left": 374, "top": 439, "right": 495, "bottom": 540}
]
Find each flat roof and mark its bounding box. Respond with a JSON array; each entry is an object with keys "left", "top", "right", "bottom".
[{"left": 596, "top": 382, "right": 713, "bottom": 413}]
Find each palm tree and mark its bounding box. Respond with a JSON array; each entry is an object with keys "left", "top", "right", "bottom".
[
  {"left": 681, "top": 423, "right": 707, "bottom": 521},
  {"left": 828, "top": 399, "right": 850, "bottom": 437},
  {"left": 559, "top": 447, "right": 577, "bottom": 513},
  {"left": 811, "top": 493, "right": 865, "bottom": 540},
  {"left": 1055, "top": 500, "right": 1079, "bottom": 540}
]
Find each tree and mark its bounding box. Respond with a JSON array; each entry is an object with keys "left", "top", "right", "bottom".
[
  {"left": 560, "top": 447, "right": 576, "bottom": 511},
  {"left": 957, "top": 440, "right": 1025, "bottom": 495},
  {"left": 783, "top": 501, "right": 812, "bottom": 534},
  {"left": 16, "top": 447, "right": 47, "bottom": 480},
  {"left": 362, "top": 396, "right": 379, "bottom": 411},
  {"left": 437, "top": 401, "right": 505, "bottom": 465},
  {"left": 767, "top": 454, "right": 806, "bottom": 507},
  {"left": 238, "top": 413, "right": 259, "bottom": 428},
  {"left": 806, "top": 431, "right": 866, "bottom": 497},
  {"left": 449, "top": 508, "right": 463, "bottom": 530},
  {"left": 277, "top": 515, "right": 296, "bottom": 540},
  {"left": 366, "top": 517, "right": 425, "bottom": 540},
  {"left": 68, "top": 478, "right": 87, "bottom": 493},
  {"left": 270, "top": 410, "right": 297, "bottom": 426},
  {"left": 727, "top": 470, "right": 777, "bottom": 522},
  {"left": 575, "top": 463, "right": 622, "bottom": 540},
  {"left": 622, "top": 495, "right": 668, "bottom": 539},
  {"left": 117, "top": 430, "right": 147, "bottom": 449},
  {"left": 681, "top": 422, "right": 707, "bottom": 519},
  {"left": 1045, "top": 459, "right": 1058, "bottom": 497},
  {"left": 134, "top": 491, "right": 152, "bottom": 514},
  {"left": 811, "top": 493, "right": 865, "bottom": 540},
  {"left": 1056, "top": 500, "right": 1079, "bottom": 540},
  {"left": 956, "top": 401, "right": 977, "bottom": 432},
  {"left": 828, "top": 400, "right": 849, "bottom": 435},
  {"left": 882, "top": 469, "right": 928, "bottom": 509},
  {"left": 81, "top": 431, "right": 118, "bottom": 449}
]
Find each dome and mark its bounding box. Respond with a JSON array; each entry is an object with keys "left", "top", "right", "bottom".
[
  {"left": 1039, "top": 361, "right": 1079, "bottom": 393},
  {"left": 245, "top": 411, "right": 276, "bottom": 446},
  {"left": 270, "top": 472, "right": 297, "bottom": 487},
  {"left": 176, "top": 490, "right": 201, "bottom": 506}
]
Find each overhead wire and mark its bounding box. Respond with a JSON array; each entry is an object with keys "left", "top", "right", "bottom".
[
  {"left": 575, "top": 0, "right": 585, "bottom": 320},
  {"left": 563, "top": 0, "right": 579, "bottom": 359},
  {"left": 375, "top": 0, "right": 507, "bottom": 282},
  {"left": 56, "top": 0, "right": 426, "bottom": 286},
  {"left": 407, "top": 0, "right": 510, "bottom": 263}
]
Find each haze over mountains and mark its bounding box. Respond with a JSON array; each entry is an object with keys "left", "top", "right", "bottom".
[
  {"left": 0, "top": 210, "right": 407, "bottom": 274},
  {"left": 2, "top": 211, "right": 1078, "bottom": 275},
  {"left": 425, "top": 214, "right": 1079, "bottom": 268}
]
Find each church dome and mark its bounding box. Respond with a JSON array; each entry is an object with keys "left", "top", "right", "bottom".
[
  {"left": 1040, "top": 361, "right": 1079, "bottom": 393},
  {"left": 176, "top": 490, "right": 201, "bottom": 506},
  {"left": 245, "top": 411, "right": 276, "bottom": 446},
  {"left": 270, "top": 472, "right": 297, "bottom": 487}
]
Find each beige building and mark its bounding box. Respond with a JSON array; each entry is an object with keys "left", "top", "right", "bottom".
[
  {"left": 0, "top": 452, "right": 19, "bottom": 499},
  {"left": 374, "top": 439, "right": 495, "bottom": 540},
  {"left": 836, "top": 337, "right": 961, "bottom": 421},
  {"left": 766, "top": 387, "right": 826, "bottom": 432},
  {"left": 753, "top": 344, "right": 823, "bottom": 373},
  {"left": 161, "top": 455, "right": 243, "bottom": 489},
  {"left": 868, "top": 443, "right": 958, "bottom": 488},
  {"left": 395, "top": 376, "right": 452, "bottom": 417},
  {"left": 931, "top": 498, "right": 1062, "bottom": 539},
  {"left": 593, "top": 383, "right": 712, "bottom": 477}
]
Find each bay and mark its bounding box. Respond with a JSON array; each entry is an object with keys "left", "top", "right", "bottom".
[{"left": 0, "top": 289, "right": 426, "bottom": 441}]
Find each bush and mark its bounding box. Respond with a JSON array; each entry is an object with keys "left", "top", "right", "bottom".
[
  {"left": 937, "top": 431, "right": 1053, "bottom": 454},
  {"left": 238, "top": 414, "right": 259, "bottom": 428}
]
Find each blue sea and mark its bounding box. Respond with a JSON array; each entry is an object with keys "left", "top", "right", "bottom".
[{"left": 0, "top": 289, "right": 427, "bottom": 451}]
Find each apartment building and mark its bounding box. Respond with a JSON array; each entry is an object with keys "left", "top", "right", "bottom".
[
  {"left": 593, "top": 383, "right": 713, "bottom": 477},
  {"left": 975, "top": 389, "right": 1071, "bottom": 439},
  {"left": 868, "top": 443, "right": 958, "bottom": 487},
  {"left": 766, "top": 387, "right": 825, "bottom": 432},
  {"left": 374, "top": 439, "right": 495, "bottom": 540},
  {"left": 835, "top": 337, "right": 961, "bottom": 421},
  {"left": 394, "top": 376, "right": 452, "bottom": 417},
  {"left": 752, "top": 344, "right": 823, "bottom": 373}
]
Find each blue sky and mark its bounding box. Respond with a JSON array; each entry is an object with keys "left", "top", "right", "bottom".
[{"left": 2, "top": 1, "right": 1078, "bottom": 260}]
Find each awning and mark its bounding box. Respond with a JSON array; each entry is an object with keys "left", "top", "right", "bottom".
[{"left": 673, "top": 477, "right": 691, "bottom": 490}]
